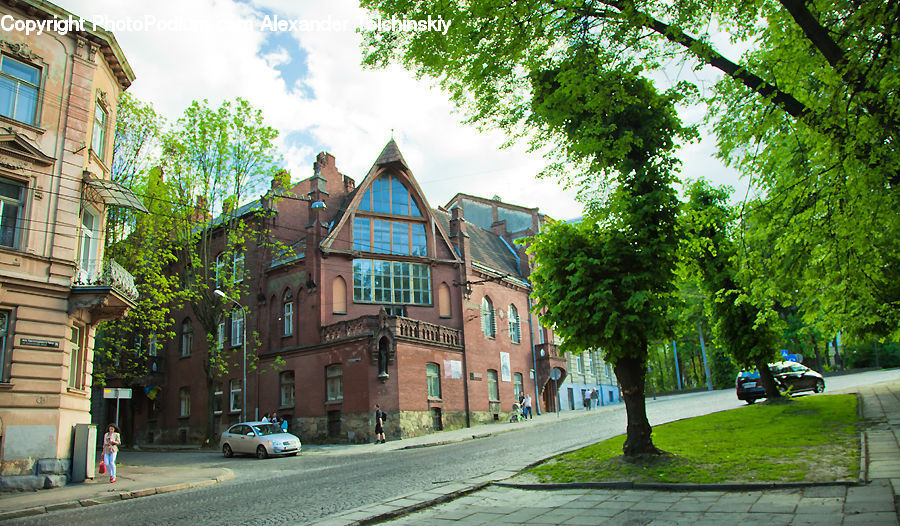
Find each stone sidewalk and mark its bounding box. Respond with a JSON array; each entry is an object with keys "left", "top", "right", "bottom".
[
  {"left": 313, "top": 379, "right": 900, "bottom": 526},
  {"left": 0, "top": 463, "right": 233, "bottom": 522}
]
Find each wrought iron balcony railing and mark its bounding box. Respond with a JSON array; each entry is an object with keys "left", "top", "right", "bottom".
[{"left": 72, "top": 258, "right": 139, "bottom": 303}]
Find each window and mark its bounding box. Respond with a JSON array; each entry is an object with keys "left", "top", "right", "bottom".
[
  {"left": 426, "top": 362, "right": 440, "bottom": 398},
  {"left": 0, "top": 178, "right": 25, "bottom": 249},
  {"left": 147, "top": 333, "right": 158, "bottom": 357},
  {"left": 352, "top": 259, "right": 431, "bottom": 305},
  {"left": 353, "top": 217, "right": 427, "bottom": 256},
  {"left": 67, "top": 324, "right": 86, "bottom": 389},
  {"left": 508, "top": 304, "right": 520, "bottom": 344},
  {"left": 332, "top": 276, "right": 347, "bottom": 314},
  {"left": 179, "top": 388, "right": 190, "bottom": 417},
  {"left": 233, "top": 250, "right": 244, "bottom": 283},
  {"left": 283, "top": 290, "right": 293, "bottom": 335},
  {"left": 217, "top": 321, "right": 225, "bottom": 349},
  {"left": 231, "top": 309, "right": 244, "bottom": 346},
  {"left": 229, "top": 379, "right": 242, "bottom": 412},
  {"left": 213, "top": 382, "right": 223, "bottom": 414},
  {"left": 280, "top": 371, "right": 295, "bottom": 407},
  {"left": 438, "top": 283, "right": 451, "bottom": 318},
  {"left": 481, "top": 297, "right": 495, "bottom": 338},
  {"left": 576, "top": 353, "right": 584, "bottom": 374},
  {"left": 91, "top": 101, "right": 107, "bottom": 159},
  {"left": 326, "top": 364, "right": 342, "bottom": 401},
  {"left": 586, "top": 351, "right": 594, "bottom": 375},
  {"left": 487, "top": 369, "right": 499, "bottom": 401},
  {"left": 215, "top": 253, "right": 225, "bottom": 288},
  {"left": 358, "top": 174, "right": 422, "bottom": 217},
  {"left": 180, "top": 319, "right": 193, "bottom": 357},
  {"left": 77, "top": 209, "right": 97, "bottom": 281},
  {"left": 0, "top": 55, "right": 40, "bottom": 125},
  {"left": 514, "top": 373, "right": 524, "bottom": 400}
]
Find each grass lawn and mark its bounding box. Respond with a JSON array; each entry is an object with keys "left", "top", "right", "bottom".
[{"left": 523, "top": 394, "right": 860, "bottom": 484}]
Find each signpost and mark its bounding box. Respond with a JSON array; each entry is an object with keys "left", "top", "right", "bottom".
[
  {"left": 550, "top": 367, "right": 562, "bottom": 418},
  {"left": 103, "top": 387, "right": 132, "bottom": 426}
]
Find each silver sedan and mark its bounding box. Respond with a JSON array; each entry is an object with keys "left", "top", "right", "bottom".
[{"left": 220, "top": 422, "right": 301, "bottom": 459}]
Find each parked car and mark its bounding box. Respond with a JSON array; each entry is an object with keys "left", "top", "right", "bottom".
[
  {"left": 735, "top": 361, "right": 825, "bottom": 404},
  {"left": 220, "top": 422, "right": 301, "bottom": 459}
]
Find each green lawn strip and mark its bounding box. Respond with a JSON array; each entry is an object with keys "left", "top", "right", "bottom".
[{"left": 527, "top": 394, "right": 859, "bottom": 484}]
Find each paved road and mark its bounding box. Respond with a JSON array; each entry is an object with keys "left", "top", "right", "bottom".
[{"left": 13, "top": 369, "right": 898, "bottom": 526}]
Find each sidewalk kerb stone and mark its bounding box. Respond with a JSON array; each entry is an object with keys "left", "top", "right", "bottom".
[{"left": 0, "top": 506, "right": 45, "bottom": 522}]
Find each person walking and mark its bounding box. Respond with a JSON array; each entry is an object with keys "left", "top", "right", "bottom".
[
  {"left": 374, "top": 404, "right": 387, "bottom": 443},
  {"left": 583, "top": 390, "right": 591, "bottom": 410},
  {"left": 591, "top": 388, "right": 599, "bottom": 410},
  {"left": 523, "top": 394, "right": 533, "bottom": 419},
  {"left": 102, "top": 424, "right": 121, "bottom": 483}
]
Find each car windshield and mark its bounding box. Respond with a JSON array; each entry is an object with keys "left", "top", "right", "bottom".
[{"left": 252, "top": 424, "right": 283, "bottom": 436}]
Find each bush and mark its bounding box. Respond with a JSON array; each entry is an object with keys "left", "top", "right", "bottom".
[{"left": 843, "top": 341, "right": 900, "bottom": 369}]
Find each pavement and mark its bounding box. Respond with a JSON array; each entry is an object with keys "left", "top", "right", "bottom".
[{"left": 1, "top": 379, "right": 897, "bottom": 525}]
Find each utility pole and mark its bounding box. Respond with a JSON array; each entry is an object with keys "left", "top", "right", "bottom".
[
  {"left": 672, "top": 340, "right": 682, "bottom": 390},
  {"left": 698, "top": 322, "right": 713, "bottom": 391}
]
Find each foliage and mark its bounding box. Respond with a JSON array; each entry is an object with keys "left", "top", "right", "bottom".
[
  {"left": 95, "top": 94, "right": 182, "bottom": 386},
  {"left": 525, "top": 394, "right": 859, "bottom": 484},
  {"left": 843, "top": 341, "right": 900, "bottom": 369},
  {"left": 360, "top": 0, "right": 900, "bottom": 341},
  {"left": 680, "top": 179, "right": 781, "bottom": 397}
]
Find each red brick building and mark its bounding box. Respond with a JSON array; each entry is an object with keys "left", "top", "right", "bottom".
[{"left": 135, "top": 141, "right": 569, "bottom": 444}]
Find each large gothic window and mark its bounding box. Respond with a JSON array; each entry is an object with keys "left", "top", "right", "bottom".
[{"left": 358, "top": 174, "right": 422, "bottom": 217}]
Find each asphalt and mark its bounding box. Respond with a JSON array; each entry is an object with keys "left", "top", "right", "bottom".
[{"left": 1, "top": 380, "right": 897, "bottom": 525}]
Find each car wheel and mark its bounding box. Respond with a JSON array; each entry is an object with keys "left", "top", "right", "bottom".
[
  {"left": 814, "top": 380, "right": 825, "bottom": 393},
  {"left": 222, "top": 444, "right": 233, "bottom": 458},
  {"left": 256, "top": 445, "right": 268, "bottom": 459},
  {"left": 746, "top": 398, "right": 756, "bottom": 405}
]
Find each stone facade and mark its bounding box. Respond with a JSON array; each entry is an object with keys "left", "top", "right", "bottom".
[{"left": 0, "top": 0, "right": 137, "bottom": 490}]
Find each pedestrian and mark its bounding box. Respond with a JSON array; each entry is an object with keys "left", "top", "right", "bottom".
[
  {"left": 261, "top": 412, "right": 270, "bottom": 423},
  {"left": 280, "top": 416, "right": 288, "bottom": 432},
  {"left": 374, "top": 404, "right": 386, "bottom": 443},
  {"left": 270, "top": 410, "right": 278, "bottom": 424},
  {"left": 591, "top": 388, "right": 599, "bottom": 409},
  {"left": 518, "top": 392, "right": 525, "bottom": 407},
  {"left": 583, "top": 390, "right": 591, "bottom": 410},
  {"left": 102, "top": 424, "right": 121, "bottom": 483},
  {"left": 523, "top": 394, "right": 533, "bottom": 419}
]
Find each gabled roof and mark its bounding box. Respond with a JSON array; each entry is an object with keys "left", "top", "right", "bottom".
[
  {"left": 373, "top": 139, "right": 409, "bottom": 170},
  {"left": 192, "top": 199, "right": 264, "bottom": 234},
  {"left": 321, "top": 140, "right": 459, "bottom": 263},
  {"left": 434, "top": 210, "right": 524, "bottom": 280}
]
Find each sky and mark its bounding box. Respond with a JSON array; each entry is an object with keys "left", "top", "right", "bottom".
[{"left": 53, "top": 0, "right": 746, "bottom": 222}]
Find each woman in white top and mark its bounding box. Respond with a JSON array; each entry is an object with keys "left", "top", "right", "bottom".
[{"left": 102, "top": 424, "right": 121, "bottom": 483}]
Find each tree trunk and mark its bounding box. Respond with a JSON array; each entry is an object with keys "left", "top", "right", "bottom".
[
  {"left": 754, "top": 355, "right": 782, "bottom": 400},
  {"left": 614, "top": 355, "right": 662, "bottom": 456}
]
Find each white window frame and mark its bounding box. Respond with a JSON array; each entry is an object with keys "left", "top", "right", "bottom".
[
  {"left": 0, "top": 55, "right": 40, "bottom": 126},
  {"left": 481, "top": 297, "right": 495, "bottom": 338},
  {"left": 213, "top": 382, "right": 223, "bottom": 415},
  {"left": 508, "top": 304, "right": 520, "bottom": 344},
  {"left": 231, "top": 309, "right": 244, "bottom": 347},
  {"left": 179, "top": 387, "right": 190, "bottom": 417},
  {"left": 229, "top": 379, "right": 242, "bottom": 412},
  {"left": 426, "top": 362, "right": 441, "bottom": 398},
  {"left": 91, "top": 101, "right": 107, "bottom": 159},
  {"left": 283, "top": 297, "right": 293, "bottom": 336},
  {"left": 233, "top": 250, "right": 244, "bottom": 283},
  {"left": 0, "top": 177, "right": 26, "bottom": 250}
]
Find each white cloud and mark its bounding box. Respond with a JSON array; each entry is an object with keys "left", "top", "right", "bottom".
[{"left": 55, "top": 0, "right": 744, "bottom": 220}]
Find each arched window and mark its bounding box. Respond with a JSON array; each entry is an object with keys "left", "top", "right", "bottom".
[
  {"left": 426, "top": 362, "right": 441, "bottom": 398},
  {"left": 180, "top": 318, "right": 193, "bottom": 357},
  {"left": 283, "top": 289, "right": 294, "bottom": 336},
  {"left": 326, "top": 364, "right": 343, "bottom": 401},
  {"left": 508, "top": 304, "right": 520, "bottom": 344},
  {"left": 358, "top": 174, "right": 422, "bottom": 217},
  {"left": 231, "top": 309, "right": 244, "bottom": 346},
  {"left": 215, "top": 253, "right": 225, "bottom": 288},
  {"left": 438, "top": 283, "right": 451, "bottom": 318},
  {"left": 332, "top": 276, "right": 347, "bottom": 314},
  {"left": 487, "top": 369, "right": 499, "bottom": 401},
  {"left": 481, "top": 297, "right": 495, "bottom": 338},
  {"left": 514, "top": 373, "right": 524, "bottom": 400}
]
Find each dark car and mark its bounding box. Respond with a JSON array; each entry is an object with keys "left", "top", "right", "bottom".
[{"left": 736, "top": 361, "right": 825, "bottom": 404}]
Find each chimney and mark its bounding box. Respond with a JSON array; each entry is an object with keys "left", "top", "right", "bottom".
[
  {"left": 490, "top": 219, "right": 507, "bottom": 237},
  {"left": 449, "top": 207, "right": 469, "bottom": 261}
]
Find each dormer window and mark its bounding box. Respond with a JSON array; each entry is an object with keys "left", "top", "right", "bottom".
[{"left": 0, "top": 55, "right": 40, "bottom": 126}]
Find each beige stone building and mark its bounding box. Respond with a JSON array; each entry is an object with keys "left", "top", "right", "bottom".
[{"left": 0, "top": 0, "right": 141, "bottom": 489}]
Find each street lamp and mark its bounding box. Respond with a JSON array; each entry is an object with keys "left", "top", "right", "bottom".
[{"left": 214, "top": 289, "right": 246, "bottom": 422}]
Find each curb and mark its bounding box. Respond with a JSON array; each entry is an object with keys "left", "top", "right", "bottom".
[
  {"left": 0, "top": 468, "right": 234, "bottom": 523},
  {"left": 493, "top": 480, "right": 864, "bottom": 492}
]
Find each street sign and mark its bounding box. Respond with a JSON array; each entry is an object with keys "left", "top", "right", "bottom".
[
  {"left": 550, "top": 367, "right": 562, "bottom": 381},
  {"left": 103, "top": 388, "right": 132, "bottom": 399}
]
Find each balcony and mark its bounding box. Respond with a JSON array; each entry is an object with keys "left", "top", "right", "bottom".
[
  {"left": 321, "top": 314, "right": 462, "bottom": 349},
  {"left": 535, "top": 342, "right": 568, "bottom": 392},
  {"left": 69, "top": 259, "right": 138, "bottom": 322}
]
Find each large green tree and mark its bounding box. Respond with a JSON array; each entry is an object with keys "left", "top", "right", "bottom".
[
  {"left": 681, "top": 179, "right": 782, "bottom": 398},
  {"left": 361, "top": 0, "right": 900, "bottom": 339},
  {"left": 526, "top": 56, "right": 690, "bottom": 456},
  {"left": 162, "top": 98, "right": 282, "bottom": 440}
]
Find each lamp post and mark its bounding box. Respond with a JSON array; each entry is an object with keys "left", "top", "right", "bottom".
[{"left": 214, "top": 289, "right": 246, "bottom": 422}]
